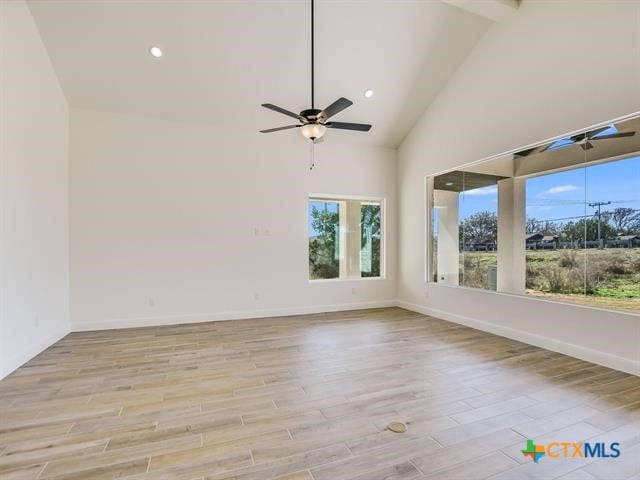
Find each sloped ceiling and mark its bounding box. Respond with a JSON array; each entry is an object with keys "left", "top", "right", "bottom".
[{"left": 28, "top": 0, "right": 490, "bottom": 148}]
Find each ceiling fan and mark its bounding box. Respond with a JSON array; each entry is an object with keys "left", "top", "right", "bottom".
[
  {"left": 565, "top": 127, "right": 635, "bottom": 151},
  {"left": 516, "top": 126, "right": 636, "bottom": 157},
  {"left": 259, "top": 0, "right": 371, "bottom": 143}
]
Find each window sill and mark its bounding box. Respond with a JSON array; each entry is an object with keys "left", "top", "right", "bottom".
[
  {"left": 309, "top": 276, "right": 386, "bottom": 283},
  {"left": 426, "top": 282, "right": 639, "bottom": 317}
]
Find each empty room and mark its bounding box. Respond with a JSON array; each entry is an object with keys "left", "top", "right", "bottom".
[{"left": 1, "top": 0, "right": 640, "bottom": 479}]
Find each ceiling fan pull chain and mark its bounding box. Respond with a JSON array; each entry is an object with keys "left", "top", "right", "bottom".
[{"left": 309, "top": 141, "right": 315, "bottom": 170}]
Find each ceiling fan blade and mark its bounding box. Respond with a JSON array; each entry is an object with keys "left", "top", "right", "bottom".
[
  {"left": 585, "top": 126, "right": 611, "bottom": 139},
  {"left": 319, "top": 97, "right": 353, "bottom": 121},
  {"left": 261, "top": 104, "right": 305, "bottom": 121},
  {"left": 326, "top": 121, "right": 371, "bottom": 132},
  {"left": 591, "top": 131, "right": 636, "bottom": 140},
  {"left": 542, "top": 138, "right": 575, "bottom": 152},
  {"left": 515, "top": 146, "right": 543, "bottom": 157},
  {"left": 259, "top": 125, "right": 301, "bottom": 133}
]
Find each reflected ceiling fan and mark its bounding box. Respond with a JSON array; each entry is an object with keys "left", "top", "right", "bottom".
[
  {"left": 566, "top": 127, "right": 635, "bottom": 151},
  {"left": 259, "top": 0, "right": 371, "bottom": 143},
  {"left": 516, "top": 126, "right": 636, "bottom": 157}
]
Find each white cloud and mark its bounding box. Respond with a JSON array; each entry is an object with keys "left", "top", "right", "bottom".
[
  {"left": 464, "top": 186, "right": 498, "bottom": 196},
  {"left": 543, "top": 184, "right": 578, "bottom": 195}
]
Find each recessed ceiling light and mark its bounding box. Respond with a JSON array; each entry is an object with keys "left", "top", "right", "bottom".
[
  {"left": 364, "top": 89, "right": 374, "bottom": 98},
  {"left": 149, "top": 46, "right": 163, "bottom": 58}
]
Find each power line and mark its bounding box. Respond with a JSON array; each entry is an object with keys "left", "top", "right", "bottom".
[
  {"left": 528, "top": 199, "right": 640, "bottom": 206},
  {"left": 525, "top": 208, "right": 640, "bottom": 224}
]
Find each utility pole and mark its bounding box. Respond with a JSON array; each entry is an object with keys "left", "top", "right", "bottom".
[{"left": 588, "top": 201, "right": 611, "bottom": 248}]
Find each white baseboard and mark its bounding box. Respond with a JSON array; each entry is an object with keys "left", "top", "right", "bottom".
[
  {"left": 72, "top": 300, "right": 397, "bottom": 332},
  {"left": 0, "top": 327, "right": 70, "bottom": 380},
  {"left": 396, "top": 300, "right": 640, "bottom": 376}
]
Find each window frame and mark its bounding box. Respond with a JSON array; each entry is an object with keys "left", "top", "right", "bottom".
[
  {"left": 308, "top": 193, "right": 386, "bottom": 282},
  {"left": 424, "top": 111, "right": 640, "bottom": 317}
]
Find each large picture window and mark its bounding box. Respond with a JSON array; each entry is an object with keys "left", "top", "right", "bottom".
[
  {"left": 308, "top": 196, "right": 383, "bottom": 280},
  {"left": 525, "top": 156, "right": 640, "bottom": 312},
  {"left": 429, "top": 114, "right": 640, "bottom": 315}
]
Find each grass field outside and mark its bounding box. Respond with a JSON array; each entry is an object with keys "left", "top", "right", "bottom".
[{"left": 459, "top": 248, "right": 640, "bottom": 314}]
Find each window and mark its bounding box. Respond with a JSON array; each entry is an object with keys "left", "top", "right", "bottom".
[
  {"left": 308, "top": 196, "right": 383, "bottom": 280},
  {"left": 429, "top": 114, "right": 640, "bottom": 315},
  {"left": 431, "top": 172, "right": 499, "bottom": 290},
  {"left": 460, "top": 183, "right": 499, "bottom": 290},
  {"left": 525, "top": 155, "right": 640, "bottom": 312}
]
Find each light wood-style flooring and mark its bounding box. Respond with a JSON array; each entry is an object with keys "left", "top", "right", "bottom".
[{"left": 1, "top": 307, "right": 639, "bottom": 480}]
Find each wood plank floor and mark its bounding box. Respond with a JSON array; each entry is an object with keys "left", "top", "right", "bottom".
[{"left": 1, "top": 307, "right": 639, "bottom": 480}]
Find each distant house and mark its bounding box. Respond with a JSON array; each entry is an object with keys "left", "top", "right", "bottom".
[
  {"left": 461, "top": 237, "right": 496, "bottom": 252},
  {"left": 526, "top": 232, "right": 558, "bottom": 249},
  {"left": 541, "top": 235, "right": 560, "bottom": 248},
  {"left": 607, "top": 234, "right": 640, "bottom": 248},
  {"left": 525, "top": 233, "right": 543, "bottom": 244}
]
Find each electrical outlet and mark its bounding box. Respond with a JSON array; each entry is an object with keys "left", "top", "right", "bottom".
[{"left": 254, "top": 292, "right": 260, "bottom": 301}]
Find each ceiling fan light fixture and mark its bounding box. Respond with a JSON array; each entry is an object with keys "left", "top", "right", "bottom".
[
  {"left": 301, "top": 123, "right": 326, "bottom": 140},
  {"left": 149, "top": 46, "right": 163, "bottom": 58}
]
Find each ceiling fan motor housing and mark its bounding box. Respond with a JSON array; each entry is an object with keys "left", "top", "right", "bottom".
[{"left": 300, "top": 109, "right": 323, "bottom": 123}]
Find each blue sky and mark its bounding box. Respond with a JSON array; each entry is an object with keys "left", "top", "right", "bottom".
[
  {"left": 459, "top": 183, "right": 499, "bottom": 220},
  {"left": 459, "top": 155, "right": 640, "bottom": 224}
]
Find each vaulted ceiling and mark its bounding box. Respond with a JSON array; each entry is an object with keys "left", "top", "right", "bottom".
[{"left": 28, "top": 0, "right": 492, "bottom": 148}]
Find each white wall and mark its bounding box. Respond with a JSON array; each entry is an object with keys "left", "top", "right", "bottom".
[
  {"left": 398, "top": 0, "right": 640, "bottom": 374},
  {"left": 69, "top": 109, "right": 396, "bottom": 330},
  {"left": 0, "top": 1, "right": 70, "bottom": 379}
]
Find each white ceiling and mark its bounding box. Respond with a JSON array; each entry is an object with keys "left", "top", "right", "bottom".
[{"left": 28, "top": 0, "right": 490, "bottom": 148}]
